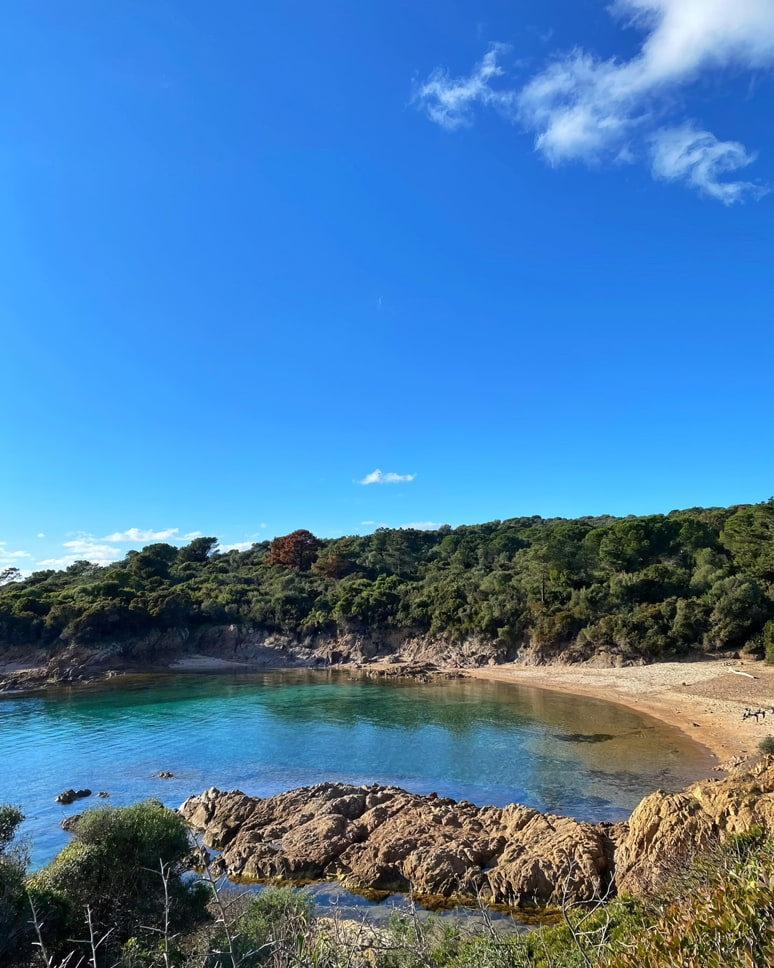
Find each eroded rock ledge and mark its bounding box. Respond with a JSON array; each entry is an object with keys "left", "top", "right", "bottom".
[
  {"left": 180, "top": 782, "right": 618, "bottom": 906},
  {"left": 180, "top": 758, "right": 774, "bottom": 908}
]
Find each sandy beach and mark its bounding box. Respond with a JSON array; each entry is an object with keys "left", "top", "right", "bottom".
[{"left": 465, "top": 658, "right": 774, "bottom": 766}]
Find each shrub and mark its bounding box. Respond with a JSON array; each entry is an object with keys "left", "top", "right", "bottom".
[
  {"left": 203, "top": 886, "right": 315, "bottom": 967},
  {"left": 30, "top": 800, "right": 209, "bottom": 960},
  {"left": 599, "top": 830, "right": 774, "bottom": 968}
]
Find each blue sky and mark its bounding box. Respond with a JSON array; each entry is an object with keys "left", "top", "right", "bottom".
[{"left": 2, "top": 0, "right": 773, "bottom": 571}]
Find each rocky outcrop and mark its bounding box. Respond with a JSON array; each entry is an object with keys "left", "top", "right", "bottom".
[
  {"left": 55, "top": 788, "right": 91, "bottom": 805},
  {"left": 180, "top": 758, "right": 774, "bottom": 909},
  {"left": 615, "top": 756, "right": 774, "bottom": 895},
  {"left": 180, "top": 783, "right": 617, "bottom": 907}
]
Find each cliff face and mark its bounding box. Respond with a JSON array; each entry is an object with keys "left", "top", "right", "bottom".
[
  {"left": 180, "top": 757, "right": 774, "bottom": 909},
  {"left": 0, "top": 628, "right": 516, "bottom": 692}
]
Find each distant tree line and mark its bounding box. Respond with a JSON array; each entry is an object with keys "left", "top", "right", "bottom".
[{"left": 2, "top": 501, "right": 774, "bottom": 663}]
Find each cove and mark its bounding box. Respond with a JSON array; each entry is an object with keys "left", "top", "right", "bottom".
[{"left": 0, "top": 669, "right": 713, "bottom": 871}]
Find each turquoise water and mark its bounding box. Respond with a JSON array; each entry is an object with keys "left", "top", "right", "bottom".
[{"left": 0, "top": 670, "right": 713, "bottom": 871}]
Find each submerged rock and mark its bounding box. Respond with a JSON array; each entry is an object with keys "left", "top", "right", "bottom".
[{"left": 180, "top": 782, "right": 616, "bottom": 907}]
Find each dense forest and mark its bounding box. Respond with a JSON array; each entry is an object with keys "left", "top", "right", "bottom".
[{"left": 2, "top": 500, "right": 774, "bottom": 663}]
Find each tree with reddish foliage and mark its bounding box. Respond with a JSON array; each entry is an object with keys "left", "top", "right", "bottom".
[{"left": 266, "top": 529, "right": 323, "bottom": 570}]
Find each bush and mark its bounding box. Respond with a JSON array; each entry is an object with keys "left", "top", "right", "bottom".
[
  {"left": 0, "top": 807, "right": 30, "bottom": 966},
  {"left": 759, "top": 735, "right": 774, "bottom": 754},
  {"left": 30, "top": 800, "right": 209, "bottom": 960},
  {"left": 203, "top": 886, "right": 315, "bottom": 967},
  {"left": 599, "top": 830, "right": 774, "bottom": 968}
]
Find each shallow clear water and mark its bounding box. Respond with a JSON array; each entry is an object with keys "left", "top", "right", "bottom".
[{"left": 0, "top": 669, "right": 713, "bottom": 871}]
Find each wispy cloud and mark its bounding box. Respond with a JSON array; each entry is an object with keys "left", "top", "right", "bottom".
[
  {"left": 400, "top": 521, "right": 443, "bottom": 530},
  {"left": 413, "top": 45, "right": 516, "bottom": 130},
  {"left": 649, "top": 123, "right": 766, "bottom": 203},
  {"left": 35, "top": 526, "right": 200, "bottom": 572},
  {"left": 103, "top": 527, "right": 180, "bottom": 542},
  {"left": 0, "top": 542, "right": 32, "bottom": 565},
  {"left": 358, "top": 469, "right": 416, "bottom": 486},
  {"left": 415, "top": 0, "right": 773, "bottom": 202},
  {"left": 38, "top": 537, "right": 123, "bottom": 570}
]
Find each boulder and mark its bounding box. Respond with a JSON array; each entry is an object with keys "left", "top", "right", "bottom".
[{"left": 181, "top": 758, "right": 774, "bottom": 908}]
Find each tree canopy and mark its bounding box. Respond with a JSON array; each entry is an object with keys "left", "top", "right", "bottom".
[{"left": 2, "top": 502, "right": 774, "bottom": 663}]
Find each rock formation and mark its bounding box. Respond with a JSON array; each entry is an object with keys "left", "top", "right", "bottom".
[
  {"left": 55, "top": 788, "right": 92, "bottom": 805},
  {"left": 614, "top": 755, "right": 774, "bottom": 895},
  {"left": 180, "top": 757, "right": 774, "bottom": 909},
  {"left": 180, "top": 783, "right": 617, "bottom": 906}
]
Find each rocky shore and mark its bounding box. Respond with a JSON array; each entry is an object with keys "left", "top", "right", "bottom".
[
  {"left": 180, "top": 756, "right": 774, "bottom": 909},
  {"left": 0, "top": 631, "right": 466, "bottom": 693}
]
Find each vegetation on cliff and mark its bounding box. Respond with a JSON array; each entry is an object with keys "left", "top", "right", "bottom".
[{"left": 2, "top": 500, "right": 774, "bottom": 663}]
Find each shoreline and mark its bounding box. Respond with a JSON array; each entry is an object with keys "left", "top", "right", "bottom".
[
  {"left": 4, "top": 650, "right": 773, "bottom": 769},
  {"left": 463, "top": 658, "right": 774, "bottom": 766}
]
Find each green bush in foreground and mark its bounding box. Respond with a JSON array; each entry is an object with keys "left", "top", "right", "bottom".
[
  {"left": 0, "top": 806, "right": 31, "bottom": 964},
  {"left": 597, "top": 829, "right": 774, "bottom": 968},
  {"left": 199, "top": 885, "right": 315, "bottom": 967},
  {"left": 29, "top": 800, "right": 209, "bottom": 965}
]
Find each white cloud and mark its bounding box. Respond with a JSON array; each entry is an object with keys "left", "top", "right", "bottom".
[
  {"left": 102, "top": 527, "right": 180, "bottom": 542},
  {"left": 0, "top": 543, "right": 32, "bottom": 564},
  {"left": 65, "top": 539, "right": 123, "bottom": 560},
  {"left": 36, "top": 532, "right": 45, "bottom": 538},
  {"left": 218, "top": 541, "right": 254, "bottom": 553},
  {"left": 416, "top": 0, "right": 774, "bottom": 201},
  {"left": 359, "top": 469, "right": 416, "bottom": 485},
  {"left": 400, "top": 522, "right": 443, "bottom": 530},
  {"left": 649, "top": 124, "right": 768, "bottom": 203},
  {"left": 37, "top": 538, "right": 123, "bottom": 570},
  {"left": 35, "top": 557, "right": 78, "bottom": 570},
  {"left": 32, "top": 526, "right": 203, "bottom": 572},
  {"left": 413, "top": 45, "right": 516, "bottom": 130}
]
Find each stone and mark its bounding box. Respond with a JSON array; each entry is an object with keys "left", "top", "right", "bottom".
[
  {"left": 615, "top": 755, "right": 774, "bottom": 896},
  {"left": 54, "top": 788, "right": 91, "bottom": 805}
]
